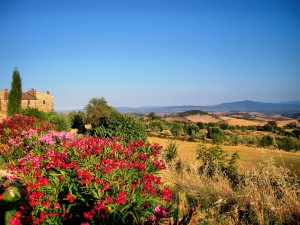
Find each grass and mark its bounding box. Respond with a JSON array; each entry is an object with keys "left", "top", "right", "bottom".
[
  {"left": 148, "top": 136, "right": 300, "bottom": 176},
  {"left": 148, "top": 136, "right": 300, "bottom": 224}
]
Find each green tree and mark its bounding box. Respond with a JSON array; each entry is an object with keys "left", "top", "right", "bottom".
[
  {"left": 84, "top": 97, "right": 115, "bottom": 127},
  {"left": 147, "top": 112, "right": 160, "bottom": 121},
  {"left": 148, "top": 119, "right": 164, "bottom": 132},
  {"left": 170, "top": 122, "right": 183, "bottom": 136},
  {"left": 7, "top": 68, "right": 22, "bottom": 116},
  {"left": 207, "top": 126, "right": 226, "bottom": 144}
]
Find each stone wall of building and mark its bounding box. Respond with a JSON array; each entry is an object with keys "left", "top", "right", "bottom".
[
  {"left": 0, "top": 89, "right": 54, "bottom": 113},
  {"left": 0, "top": 89, "right": 8, "bottom": 112},
  {"left": 22, "top": 90, "right": 54, "bottom": 112}
]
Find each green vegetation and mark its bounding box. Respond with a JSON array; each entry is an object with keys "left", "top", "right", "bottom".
[
  {"left": 7, "top": 68, "right": 22, "bottom": 116},
  {"left": 21, "top": 107, "right": 49, "bottom": 120},
  {"left": 161, "top": 140, "right": 178, "bottom": 163},
  {"left": 48, "top": 112, "right": 71, "bottom": 131},
  {"left": 84, "top": 97, "right": 115, "bottom": 127},
  {"left": 178, "top": 110, "right": 208, "bottom": 117},
  {"left": 92, "top": 111, "right": 147, "bottom": 143}
]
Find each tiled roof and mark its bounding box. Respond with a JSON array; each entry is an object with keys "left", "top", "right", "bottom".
[
  {"left": 3, "top": 92, "right": 37, "bottom": 100},
  {"left": 22, "top": 92, "right": 37, "bottom": 100}
]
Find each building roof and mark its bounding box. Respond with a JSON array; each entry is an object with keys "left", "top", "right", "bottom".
[
  {"left": 22, "top": 92, "right": 37, "bottom": 100},
  {"left": 3, "top": 91, "right": 37, "bottom": 100}
]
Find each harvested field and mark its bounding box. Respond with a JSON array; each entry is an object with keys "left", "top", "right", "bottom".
[
  {"left": 183, "top": 114, "right": 221, "bottom": 123},
  {"left": 148, "top": 136, "right": 300, "bottom": 176},
  {"left": 219, "top": 116, "right": 263, "bottom": 126}
]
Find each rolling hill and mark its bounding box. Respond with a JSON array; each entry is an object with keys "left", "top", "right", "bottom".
[{"left": 116, "top": 100, "right": 300, "bottom": 115}]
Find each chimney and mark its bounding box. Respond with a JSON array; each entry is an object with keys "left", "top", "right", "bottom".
[
  {"left": 28, "top": 88, "right": 36, "bottom": 97},
  {"left": 46, "top": 91, "right": 50, "bottom": 95},
  {"left": 4, "top": 89, "right": 8, "bottom": 93}
]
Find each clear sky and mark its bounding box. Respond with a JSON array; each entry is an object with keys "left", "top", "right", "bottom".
[{"left": 0, "top": 0, "right": 299, "bottom": 110}]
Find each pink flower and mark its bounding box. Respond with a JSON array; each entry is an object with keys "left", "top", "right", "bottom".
[
  {"left": 154, "top": 205, "right": 167, "bottom": 217},
  {"left": 53, "top": 203, "right": 60, "bottom": 209}
]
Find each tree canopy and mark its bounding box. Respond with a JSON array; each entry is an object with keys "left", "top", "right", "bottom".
[{"left": 84, "top": 97, "right": 115, "bottom": 127}]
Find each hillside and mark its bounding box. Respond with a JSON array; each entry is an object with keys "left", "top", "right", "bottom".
[{"left": 116, "top": 100, "right": 300, "bottom": 115}]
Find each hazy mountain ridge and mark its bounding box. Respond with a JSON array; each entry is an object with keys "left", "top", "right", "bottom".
[{"left": 115, "top": 100, "right": 300, "bottom": 115}]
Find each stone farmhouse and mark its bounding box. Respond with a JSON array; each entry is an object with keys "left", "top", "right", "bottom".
[{"left": 0, "top": 88, "right": 54, "bottom": 113}]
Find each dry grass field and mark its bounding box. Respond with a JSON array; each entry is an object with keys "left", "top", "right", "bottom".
[
  {"left": 183, "top": 114, "right": 222, "bottom": 123},
  {"left": 148, "top": 136, "right": 300, "bottom": 224},
  {"left": 181, "top": 112, "right": 299, "bottom": 128},
  {"left": 148, "top": 136, "right": 300, "bottom": 176}
]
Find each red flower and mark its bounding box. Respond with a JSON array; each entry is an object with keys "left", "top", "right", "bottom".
[
  {"left": 160, "top": 187, "right": 172, "bottom": 203},
  {"left": 116, "top": 191, "right": 127, "bottom": 205},
  {"left": 37, "top": 177, "right": 49, "bottom": 186},
  {"left": 42, "top": 200, "right": 51, "bottom": 207},
  {"left": 66, "top": 193, "right": 75, "bottom": 203},
  {"left": 105, "top": 195, "right": 113, "bottom": 203},
  {"left": 83, "top": 210, "right": 95, "bottom": 220},
  {"left": 9, "top": 216, "right": 21, "bottom": 225}
]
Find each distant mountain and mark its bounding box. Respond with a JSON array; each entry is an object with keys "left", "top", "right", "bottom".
[{"left": 116, "top": 100, "right": 300, "bottom": 115}]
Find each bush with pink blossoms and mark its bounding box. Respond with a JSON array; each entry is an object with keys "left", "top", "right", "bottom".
[
  {"left": 5, "top": 132, "right": 172, "bottom": 224},
  {"left": 0, "top": 114, "right": 57, "bottom": 143}
]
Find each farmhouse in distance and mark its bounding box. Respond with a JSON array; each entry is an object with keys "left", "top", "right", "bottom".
[{"left": 0, "top": 88, "right": 54, "bottom": 113}]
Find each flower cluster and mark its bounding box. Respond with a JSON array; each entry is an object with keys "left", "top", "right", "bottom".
[{"left": 1, "top": 115, "right": 172, "bottom": 224}]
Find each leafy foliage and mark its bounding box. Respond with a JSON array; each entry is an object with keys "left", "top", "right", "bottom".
[
  {"left": 178, "top": 110, "right": 208, "bottom": 117},
  {"left": 196, "top": 144, "right": 239, "bottom": 184},
  {"left": 71, "top": 114, "right": 87, "bottom": 134},
  {"left": 259, "top": 135, "right": 274, "bottom": 147},
  {"left": 0, "top": 114, "right": 172, "bottom": 225},
  {"left": 7, "top": 69, "right": 22, "bottom": 116},
  {"left": 161, "top": 140, "right": 178, "bottom": 163},
  {"left": 148, "top": 119, "right": 164, "bottom": 132},
  {"left": 207, "top": 126, "right": 226, "bottom": 144},
  {"left": 93, "top": 112, "right": 147, "bottom": 143},
  {"left": 170, "top": 123, "right": 183, "bottom": 137},
  {"left": 276, "top": 136, "right": 300, "bottom": 151},
  {"left": 48, "top": 113, "right": 71, "bottom": 132},
  {"left": 85, "top": 97, "right": 115, "bottom": 127},
  {"left": 21, "top": 108, "right": 49, "bottom": 121}
]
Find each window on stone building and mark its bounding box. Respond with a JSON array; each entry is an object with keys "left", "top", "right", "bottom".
[
  {"left": 28, "top": 100, "right": 30, "bottom": 106},
  {"left": 43, "top": 100, "right": 46, "bottom": 105}
]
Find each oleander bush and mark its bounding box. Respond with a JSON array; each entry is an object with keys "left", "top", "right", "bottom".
[{"left": 0, "top": 115, "right": 172, "bottom": 225}]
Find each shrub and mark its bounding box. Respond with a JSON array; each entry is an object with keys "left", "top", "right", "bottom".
[
  {"left": 48, "top": 113, "right": 71, "bottom": 131},
  {"left": 162, "top": 140, "right": 178, "bottom": 163},
  {"left": 148, "top": 120, "right": 164, "bottom": 133},
  {"left": 92, "top": 112, "right": 147, "bottom": 143},
  {"left": 196, "top": 144, "right": 239, "bottom": 184},
  {"left": 276, "top": 136, "right": 300, "bottom": 151},
  {"left": 0, "top": 114, "right": 56, "bottom": 144},
  {"left": 7, "top": 132, "right": 172, "bottom": 225},
  {"left": 170, "top": 123, "right": 183, "bottom": 137},
  {"left": 292, "top": 129, "right": 300, "bottom": 138},
  {"left": 259, "top": 135, "right": 274, "bottom": 147},
  {"left": 184, "top": 123, "right": 199, "bottom": 136},
  {"left": 21, "top": 108, "right": 49, "bottom": 121},
  {"left": 71, "top": 114, "right": 87, "bottom": 134},
  {"left": 207, "top": 126, "right": 226, "bottom": 144}
]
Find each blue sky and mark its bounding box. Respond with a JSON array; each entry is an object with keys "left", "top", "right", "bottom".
[{"left": 0, "top": 0, "right": 299, "bottom": 110}]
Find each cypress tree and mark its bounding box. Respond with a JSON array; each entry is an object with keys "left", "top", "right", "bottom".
[{"left": 7, "top": 68, "right": 22, "bottom": 116}]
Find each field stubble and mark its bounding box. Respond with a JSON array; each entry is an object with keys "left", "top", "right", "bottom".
[{"left": 148, "top": 137, "right": 300, "bottom": 224}]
